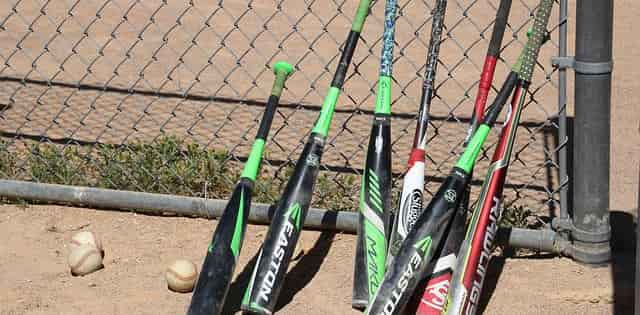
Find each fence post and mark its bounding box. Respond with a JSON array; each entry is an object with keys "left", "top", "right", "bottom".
[{"left": 571, "top": 0, "right": 614, "bottom": 264}]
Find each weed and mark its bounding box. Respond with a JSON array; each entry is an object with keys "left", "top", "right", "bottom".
[
  {"left": 0, "top": 137, "right": 363, "bottom": 211},
  {"left": 0, "top": 137, "right": 548, "bottom": 221},
  {"left": 499, "top": 205, "right": 534, "bottom": 229}
]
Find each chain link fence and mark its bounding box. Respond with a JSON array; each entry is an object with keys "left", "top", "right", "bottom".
[{"left": 0, "top": 0, "right": 565, "bottom": 222}]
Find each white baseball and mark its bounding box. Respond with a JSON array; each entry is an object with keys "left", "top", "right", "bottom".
[
  {"left": 165, "top": 259, "right": 198, "bottom": 293},
  {"left": 70, "top": 231, "right": 103, "bottom": 256},
  {"left": 68, "top": 244, "right": 103, "bottom": 276}
]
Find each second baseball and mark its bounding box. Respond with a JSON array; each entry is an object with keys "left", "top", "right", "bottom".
[
  {"left": 165, "top": 259, "right": 198, "bottom": 293},
  {"left": 70, "top": 231, "right": 104, "bottom": 256},
  {"left": 68, "top": 244, "right": 104, "bottom": 276}
]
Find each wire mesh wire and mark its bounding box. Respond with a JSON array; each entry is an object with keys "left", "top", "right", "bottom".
[{"left": 0, "top": 0, "right": 565, "bottom": 222}]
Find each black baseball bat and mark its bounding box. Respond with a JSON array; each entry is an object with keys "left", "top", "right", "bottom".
[
  {"left": 241, "top": 0, "right": 373, "bottom": 313},
  {"left": 186, "top": 62, "right": 294, "bottom": 315}
]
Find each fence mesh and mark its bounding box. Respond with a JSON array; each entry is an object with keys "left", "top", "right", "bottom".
[{"left": 0, "top": 0, "right": 564, "bottom": 222}]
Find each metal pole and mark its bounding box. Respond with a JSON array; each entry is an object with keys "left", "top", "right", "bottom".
[
  {"left": 504, "top": 227, "right": 572, "bottom": 256},
  {"left": 572, "top": 0, "right": 613, "bottom": 264},
  {"left": 0, "top": 179, "right": 357, "bottom": 232},
  {"left": 557, "top": 0, "right": 569, "bottom": 221},
  {"left": 0, "top": 179, "right": 564, "bottom": 253}
]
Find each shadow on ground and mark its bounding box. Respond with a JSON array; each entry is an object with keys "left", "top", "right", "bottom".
[
  {"left": 275, "top": 231, "right": 336, "bottom": 311},
  {"left": 221, "top": 250, "right": 259, "bottom": 314},
  {"left": 221, "top": 230, "right": 336, "bottom": 313},
  {"left": 472, "top": 210, "right": 637, "bottom": 315},
  {"left": 610, "top": 210, "right": 636, "bottom": 315}
]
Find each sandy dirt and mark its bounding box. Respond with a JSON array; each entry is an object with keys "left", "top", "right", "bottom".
[{"left": 0, "top": 205, "right": 633, "bottom": 315}]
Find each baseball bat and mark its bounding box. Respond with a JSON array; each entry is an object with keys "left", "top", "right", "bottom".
[
  {"left": 413, "top": 1, "right": 512, "bottom": 313},
  {"left": 444, "top": 1, "right": 553, "bottom": 314},
  {"left": 364, "top": 69, "right": 512, "bottom": 315},
  {"left": 352, "top": 0, "right": 398, "bottom": 309},
  {"left": 386, "top": 0, "right": 449, "bottom": 269},
  {"left": 186, "top": 61, "right": 294, "bottom": 315},
  {"left": 241, "top": 1, "right": 373, "bottom": 313}
]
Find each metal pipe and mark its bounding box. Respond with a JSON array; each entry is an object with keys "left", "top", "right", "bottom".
[
  {"left": 0, "top": 179, "right": 571, "bottom": 255},
  {"left": 557, "top": 0, "right": 569, "bottom": 220},
  {"left": 503, "top": 227, "right": 572, "bottom": 256},
  {"left": 572, "top": 0, "right": 613, "bottom": 264},
  {"left": 0, "top": 179, "right": 357, "bottom": 232}
]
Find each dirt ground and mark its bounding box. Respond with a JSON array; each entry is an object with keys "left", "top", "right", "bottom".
[{"left": 0, "top": 205, "right": 634, "bottom": 315}]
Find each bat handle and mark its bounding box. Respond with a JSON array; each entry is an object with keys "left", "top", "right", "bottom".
[{"left": 241, "top": 61, "right": 294, "bottom": 180}]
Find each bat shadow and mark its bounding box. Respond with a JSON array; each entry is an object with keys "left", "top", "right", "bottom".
[
  {"left": 221, "top": 249, "right": 260, "bottom": 314},
  {"left": 274, "top": 230, "right": 336, "bottom": 311},
  {"left": 476, "top": 254, "right": 507, "bottom": 314},
  {"left": 220, "top": 230, "right": 336, "bottom": 313}
]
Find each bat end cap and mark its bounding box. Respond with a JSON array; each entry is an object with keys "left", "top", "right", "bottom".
[
  {"left": 273, "top": 61, "right": 294, "bottom": 76},
  {"left": 351, "top": 299, "right": 368, "bottom": 311}
]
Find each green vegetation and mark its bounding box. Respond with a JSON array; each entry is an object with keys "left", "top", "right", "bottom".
[
  {"left": 0, "top": 137, "right": 359, "bottom": 211},
  {"left": 0, "top": 137, "right": 535, "bottom": 226},
  {"left": 499, "top": 205, "right": 535, "bottom": 229}
]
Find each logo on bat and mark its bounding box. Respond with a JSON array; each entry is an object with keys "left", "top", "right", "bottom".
[
  {"left": 400, "top": 189, "right": 423, "bottom": 234},
  {"left": 256, "top": 203, "right": 301, "bottom": 303},
  {"left": 422, "top": 274, "right": 451, "bottom": 310},
  {"left": 444, "top": 189, "right": 457, "bottom": 203},
  {"left": 306, "top": 153, "right": 320, "bottom": 167}
]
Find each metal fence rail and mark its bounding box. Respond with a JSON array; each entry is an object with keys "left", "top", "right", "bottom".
[{"left": 0, "top": 0, "right": 565, "bottom": 221}]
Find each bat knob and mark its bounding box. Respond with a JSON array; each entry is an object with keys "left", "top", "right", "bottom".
[{"left": 273, "top": 61, "right": 294, "bottom": 77}]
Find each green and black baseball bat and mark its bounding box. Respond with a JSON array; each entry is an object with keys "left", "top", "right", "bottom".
[
  {"left": 351, "top": 0, "right": 398, "bottom": 309},
  {"left": 241, "top": 1, "right": 373, "bottom": 314},
  {"left": 186, "top": 62, "right": 294, "bottom": 315}
]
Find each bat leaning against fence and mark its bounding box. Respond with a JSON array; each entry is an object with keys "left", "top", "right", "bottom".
[
  {"left": 386, "top": 0, "right": 448, "bottom": 270},
  {"left": 444, "top": 0, "right": 554, "bottom": 314},
  {"left": 412, "top": 0, "right": 513, "bottom": 313},
  {"left": 363, "top": 50, "right": 516, "bottom": 315},
  {"left": 351, "top": 0, "right": 398, "bottom": 310},
  {"left": 186, "top": 61, "right": 294, "bottom": 315},
  {"left": 240, "top": 0, "right": 373, "bottom": 314}
]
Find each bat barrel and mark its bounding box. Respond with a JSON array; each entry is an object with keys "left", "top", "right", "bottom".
[
  {"left": 353, "top": 115, "right": 393, "bottom": 309},
  {"left": 365, "top": 170, "right": 469, "bottom": 315},
  {"left": 187, "top": 180, "right": 253, "bottom": 315},
  {"left": 241, "top": 134, "right": 325, "bottom": 314}
]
